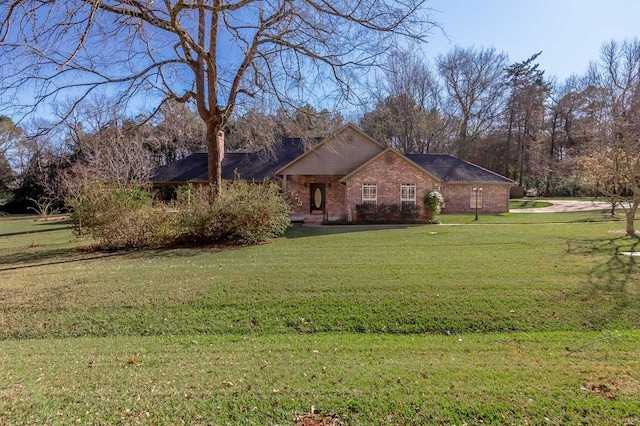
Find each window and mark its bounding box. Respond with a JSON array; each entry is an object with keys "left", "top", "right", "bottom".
[
  {"left": 362, "top": 184, "right": 377, "bottom": 205},
  {"left": 400, "top": 183, "right": 416, "bottom": 207},
  {"left": 470, "top": 187, "right": 483, "bottom": 208}
]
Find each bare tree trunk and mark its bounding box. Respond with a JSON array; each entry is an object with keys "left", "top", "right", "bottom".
[
  {"left": 609, "top": 195, "right": 618, "bottom": 217},
  {"left": 505, "top": 108, "right": 515, "bottom": 178},
  {"left": 206, "top": 122, "right": 224, "bottom": 198},
  {"left": 546, "top": 112, "right": 559, "bottom": 196},
  {"left": 626, "top": 210, "right": 636, "bottom": 236},
  {"left": 625, "top": 198, "right": 639, "bottom": 237}
]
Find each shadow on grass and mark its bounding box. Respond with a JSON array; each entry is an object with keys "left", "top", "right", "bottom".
[
  {"left": 0, "top": 242, "right": 231, "bottom": 272},
  {"left": 565, "top": 234, "right": 640, "bottom": 326},
  {"left": 0, "top": 224, "right": 72, "bottom": 239},
  {"left": 0, "top": 248, "right": 121, "bottom": 271},
  {"left": 284, "top": 223, "right": 422, "bottom": 239}
]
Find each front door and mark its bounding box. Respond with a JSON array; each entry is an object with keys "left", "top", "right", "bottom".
[{"left": 309, "top": 183, "right": 326, "bottom": 214}]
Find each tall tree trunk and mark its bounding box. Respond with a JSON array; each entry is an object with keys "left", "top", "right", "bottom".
[
  {"left": 505, "top": 106, "right": 515, "bottom": 178},
  {"left": 206, "top": 122, "right": 223, "bottom": 198},
  {"left": 516, "top": 131, "right": 525, "bottom": 186},
  {"left": 625, "top": 197, "right": 639, "bottom": 237},
  {"left": 546, "top": 113, "right": 558, "bottom": 196}
]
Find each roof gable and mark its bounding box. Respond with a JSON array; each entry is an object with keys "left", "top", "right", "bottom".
[
  {"left": 276, "top": 123, "right": 386, "bottom": 176},
  {"left": 340, "top": 148, "right": 441, "bottom": 183}
]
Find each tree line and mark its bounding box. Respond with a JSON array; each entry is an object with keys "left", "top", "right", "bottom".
[
  {"left": 225, "top": 39, "right": 640, "bottom": 205},
  {"left": 2, "top": 39, "right": 640, "bottom": 215}
]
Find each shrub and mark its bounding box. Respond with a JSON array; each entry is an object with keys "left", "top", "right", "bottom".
[
  {"left": 67, "top": 182, "right": 178, "bottom": 249},
  {"left": 423, "top": 190, "right": 444, "bottom": 220},
  {"left": 355, "top": 203, "right": 420, "bottom": 223},
  {"left": 175, "top": 181, "right": 291, "bottom": 244},
  {"left": 68, "top": 180, "right": 291, "bottom": 249}
]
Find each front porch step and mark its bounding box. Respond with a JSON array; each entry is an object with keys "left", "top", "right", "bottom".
[{"left": 303, "top": 215, "right": 324, "bottom": 225}]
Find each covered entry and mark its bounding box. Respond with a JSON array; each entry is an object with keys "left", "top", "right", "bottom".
[{"left": 309, "top": 183, "right": 325, "bottom": 214}]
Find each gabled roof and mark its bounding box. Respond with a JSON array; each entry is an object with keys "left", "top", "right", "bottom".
[
  {"left": 340, "top": 148, "right": 441, "bottom": 183},
  {"left": 406, "top": 154, "right": 515, "bottom": 185},
  {"left": 275, "top": 123, "right": 386, "bottom": 176},
  {"left": 151, "top": 138, "right": 305, "bottom": 184},
  {"left": 151, "top": 123, "right": 514, "bottom": 187}
]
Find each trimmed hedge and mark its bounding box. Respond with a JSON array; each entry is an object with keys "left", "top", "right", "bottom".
[{"left": 355, "top": 203, "right": 421, "bottom": 223}]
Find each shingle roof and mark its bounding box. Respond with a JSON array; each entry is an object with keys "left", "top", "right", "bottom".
[
  {"left": 152, "top": 138, "right": 305, "bottom": 184},
  {"left": 406, "top": 154, "right": 514, "bottom": 184},
  {"left": 152, "top": 153, "right": 209, "bottom": 183},
  {"left": 152, "top": 138, "right": 513, "bottom": 186}
]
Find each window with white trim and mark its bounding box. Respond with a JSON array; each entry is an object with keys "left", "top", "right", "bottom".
[
  {"left": 362, "top": 183, "right": 377, "bottom": 205},
  {"left": 470, "top": 187, "right": 483, "bottom": 208},
  {"left": 400, "top": 183, "right": 416, "bottom": 207}
]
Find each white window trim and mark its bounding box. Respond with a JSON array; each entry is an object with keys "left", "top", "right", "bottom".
[
  {"left": 362, "top": 183, "right": 377, "bottom": 205},
  {"left": 400, "top": 183, "right": 417, "bottom": 206}
]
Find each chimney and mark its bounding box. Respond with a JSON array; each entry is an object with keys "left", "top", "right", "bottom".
[{"left": 217, "top": 130, "right": 225, "bottom": 161}]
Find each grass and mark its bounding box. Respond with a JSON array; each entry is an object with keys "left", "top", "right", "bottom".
[
  {"left": 3, "top": 332, "right": 639, "bottom": 424},
  {"left": 1, "top": 212, "right": 640, "bottom": 424}
]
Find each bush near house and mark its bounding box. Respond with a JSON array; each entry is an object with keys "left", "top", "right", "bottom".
[
  {"left": 67, "top": 181, "right": 290, "bottom": 249},
  {"left": 355, "top": 203, "right": 421, "bottom": 223},
  {"left": 423, "top": 190, "right": 444, "bottom": 220},
  {"left": 175, "top": 181, "right": 291, "bottom": 244}
]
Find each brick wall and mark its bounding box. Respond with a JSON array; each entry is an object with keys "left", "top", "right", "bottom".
[
  {"left": 283, "top": 156, "right": 511, "bottom": 220},
  {"left": 441, "top": 183, "right": 510, "bottom": 213},
  {"left": 344, "top": 152, "right": 438, "bottom": 220},
  {"left": 285, "top": 175, "right": 346, "bottom": 220}
]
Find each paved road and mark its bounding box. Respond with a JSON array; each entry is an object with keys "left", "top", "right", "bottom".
[{"left": 510, "top": 200, "right": 612, "bottom": 213}]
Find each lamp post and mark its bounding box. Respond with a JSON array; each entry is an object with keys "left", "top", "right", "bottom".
[{"left": 473, "top": 187, "right": 482, "bottom": 221}]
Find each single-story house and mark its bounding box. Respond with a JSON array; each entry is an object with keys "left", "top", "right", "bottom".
[{"left": 152, "top": 123, "right": 514, "bottom": 221}]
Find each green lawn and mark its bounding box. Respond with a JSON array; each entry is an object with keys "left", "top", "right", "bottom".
[{"left": 1, "top": 213, "right": 639, "bottom": 424}]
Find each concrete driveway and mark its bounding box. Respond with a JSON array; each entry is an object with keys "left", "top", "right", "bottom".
[{"left": 510, "top": 199, "right": 612, "bottom": 213}]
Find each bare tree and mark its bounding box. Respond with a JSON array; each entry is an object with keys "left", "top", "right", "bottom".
[
  {"left": 580, "top": 39, "right": 640, "bottom": 236},
  {"left": 147, "top": 100, "right": 206, "bottom": 165},
  {"left": 275, "top": 105, "right": 344, "bottom": 146},
  {"left": 225, "top": 103, "right": 343, "bottom": 154},
  {"left": 67, "top": 120, "right": 156, "bottom": 189},
  {"left": 1, "top": 0, "right": 435, "bottom": 196},
  {"left": 436, "top": 46, "right": 508, "bottom": 158},
  {"left": 10, "top": 120, "right": 68, "bottom": 204},
  {"left": 542, "top": 76, "right": 591, "bottom": 195},
  {"left": 361, "top": 50, "right": 446, "bottom": 153},
  {"left": 361, "top": 95, "right": 447, "bottom": 153},
  {"left": 225, "top": 107, "right": 281, "bottom": 152}
]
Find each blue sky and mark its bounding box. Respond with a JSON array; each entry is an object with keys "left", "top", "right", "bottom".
[
  {"left": 7, "top": 1, "right": 640, "bottom": 123},
  {"left": 425, "top": 0, "right": 640, "bottom": 81}
]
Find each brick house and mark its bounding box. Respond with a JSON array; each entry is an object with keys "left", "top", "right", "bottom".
[
  {"left": 152, "top": 123, "right": 514, "bottom": 221},
  {"left": 276, "top": 124, "right": 514, "bottom": 221}
]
